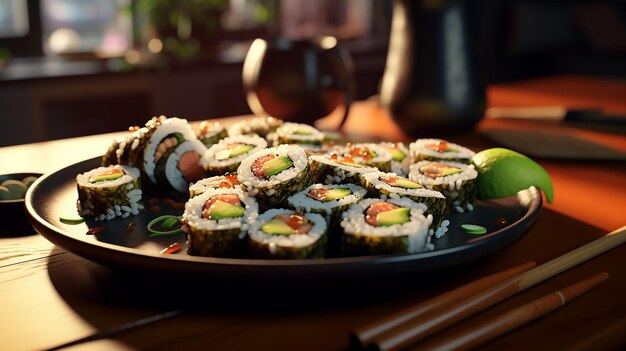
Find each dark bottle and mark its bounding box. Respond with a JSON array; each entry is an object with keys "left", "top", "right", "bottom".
[{"left": 379, "top": 0, "right": 486, "bottom": 137}]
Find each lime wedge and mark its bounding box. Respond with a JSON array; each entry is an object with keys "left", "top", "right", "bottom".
[{"left": 472, "top": 148, "right": 553, "bottom": 203}]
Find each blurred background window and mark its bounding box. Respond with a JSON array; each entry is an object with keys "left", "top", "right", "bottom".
[{"left": 0, "top": 0, "right": 29, "bottom": 38}]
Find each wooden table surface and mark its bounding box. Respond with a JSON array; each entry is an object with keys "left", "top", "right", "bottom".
[{"left": 1, "top": 75, "right": 626, "bottom": 351}]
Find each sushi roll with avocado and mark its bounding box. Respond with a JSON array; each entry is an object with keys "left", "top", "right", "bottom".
[
  {"left": 338, "top": 143, "right": 393, "bottom": 172},
  {"left": 409, "top": 139, "right": 475, "bottom": 164},
  {"left": 228, "top": 116, "right": 283, "bottom": 139},
  {"left": 379, "top": 142, "right": 410, "bottom": 176},
  {"left": 143, "top": 116, "right": 198, "bottom": 185},
  {"left": 409, "top": 160, "right": 478, "bottom": 213},
  {"left": 201, "top": 135, "right": 268, "bottom": 175},
  {"left": 76, "top": 165, "right": 143, "bottom": 221},
  {"left": 360, "top": 171, "right": 446, "bottom": 229},
  {"left": 189, "top": 173, "right": 241, "bottom": 198},
  {"left": 340, "top": 197, "right": 432, "bottom": 256},
  {"left": 274, "top": 122, "right": 325, "bottom": 147},
  {"left": 197, "top": 121, "right": 227, "bottom": 146},
  {"left": 183, "top": 188, "right": 258, "bottom": 257},
  {"left": 156, "top": 139, "right": 207, "bottom": 192},
  {"left": 237, "top": 144, "right": 311, "bottom": 209},
  {"left": 247, "top": 209, "right": 327, "bottom": 259},
  {"left": 309, "top": 154, "right": 378, "bottom": 185},
  {"left": 287, "top": 183, "right": 366, "bottom": 226}
]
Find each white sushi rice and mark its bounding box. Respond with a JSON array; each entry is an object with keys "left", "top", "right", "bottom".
[
  {"left": 237, "top": 144, "right": 309, "bottom": 188},
  {"left": 143, "top": 116, "right": 198, "bottom": 184},
  {"left": 408, "top": 161, "right": 478, "bottom": 190},
  {"left": 362, "top": 171, "right": 446, "bottom": 200},
  {"left": 183, "top": 187, "right": 258, "bottom": 232},
  {"left": 340, "top": 197, "right": 432, "bottom": 253},
  {"left": 409, "top": 138, "right": 475, "bottom": 163},
  {"left": 164, "top": 139, "right": 207, "bottom": 192},
  {"left": 201, "top": 135, "right": 267, "bottom": 170},
  {"left": 76, "top": 165, "right": 143, "bottom": 221},
  {"left": 287, "top": 183, "right": 367, "bottom": 215},
  {"left": 247, "top": 209, "right": 326, "bottom": 249}
]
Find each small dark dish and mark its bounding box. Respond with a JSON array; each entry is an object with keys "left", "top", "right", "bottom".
[{"left": 0, "top": 172, "right": 43, "bottom": 236}]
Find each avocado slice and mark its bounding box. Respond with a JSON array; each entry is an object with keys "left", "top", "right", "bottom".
[
  {"left": 321, "top": 188, "right": 352, "bottom": 201},
  {"left": 442, "top": 167, "right": 463, "bottom": 176},
  {"left": 229, "top": 144, "right": 254, "bottom": 158},
  {"left": 376, "top": 207, "right": 410, "bottom": 226},
  {"left": 338, "top": 160, "right": 367, "bottom": 168},
  {"left": 207, "top": 200, "right": 244, "bottom": 220},
  {"left": 261, "top": 218, "right": 295, "bottom": 235},
  {"left": 89, "top": 171, "right": 124, "bottom": 183},
  {"left": 384, "top": 177, "right": 422, "bottom": 189},
  {"left": 390, "top": 148, "right": 406, "bottom": 161},
  {"left": 294, "top": 129, "right": 313, "bottom": 135},
  {"left": 263, "top": 156, "right": 293, "bottom": 177}
]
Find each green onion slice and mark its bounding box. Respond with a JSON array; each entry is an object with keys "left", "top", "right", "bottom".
[
  {"left": 148, "top": 215, "right": 183, "bottom": 237},
  {"left": 60, "top": 216, "right": 85, "bottom": 224},
  {"left": 461, "top": 224, "right": 487, "bottom": 235}
]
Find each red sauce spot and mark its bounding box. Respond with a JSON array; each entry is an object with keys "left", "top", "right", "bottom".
[
  {"left": 150, "top": 205, "right": 161, "bottom": 212},
  {"left": 307, "top": 187, "right": 330, "bottom": 201},
  {"left": 126, "top": 222, "right": 136, "bottom": 233},
  {"left": 252, "top": 154, "right": 276, "bottom": 178},
  {"left": 148, "top": 197, "right": 159, "bottom": 204},
  {"left": 224, "top": 173, "right": 239, "bottom": 185},
  {"left": 365, "top": 202, "right": 399, "bottom": 226},
  {"left": 87, "top": 227, "right": 105, "bottom": 235},
  {"left": 160, "top": 242, "right": 182, "bottom": 254},
  {"left": 495, "top": 217, "right": 508, "bottom": 226},
  {"left": 347, "top": 147, "right": 374, "bottom": 160},
  {"left": 426, "top": 141, "right": 448, "bottom": 153},
  {"left": 163, "top": 198, "right": 185, "bottom": 209}
]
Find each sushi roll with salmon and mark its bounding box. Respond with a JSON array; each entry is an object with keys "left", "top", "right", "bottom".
[
  {"left": 287, "top": 183, "right": 366, "bottom": 226},
  {"left": 183, "top": 188, "right": 258, "bottom": 257},
  {"left": 338, "top": 143, "right": 393, "bottom": 172},
  {"left": 360, "top": 171, "right": 446, "bottom": 229},
  {"left": 201, "top": 135, "right": 268, "bottom": 175},
  {"left": 237, "top": 144, "right": 311, "bottom": 209},
  {"left": 247, "top": 209, "right": 327, "bottom": 259},
  {"left": 76, "top": 165, "right": 143, "bottom": 221},
  {"left": 409, "top": 160, "right": 478, "bottom": 213},
  {"left": 340, "top": 197, "right": 432, "bottom": 256},
  {"left": 156, "top": 139, "right": 207, "bottom": 192},
  {"left": 409, "top": 139, "right": 475, "bottom": 164},
  {"left": 309, "top": 154, "right": 378, "bottom": 185},
  {"left": 196, "top": 121, "right": 227, "bottom": 146},
  {"left": 189, "top": 173, "right": 241, "bottom": 198}
]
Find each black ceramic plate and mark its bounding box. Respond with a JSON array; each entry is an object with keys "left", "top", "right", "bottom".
[{"left": 26, "top": 157, "right": 542, "bottom": 284}]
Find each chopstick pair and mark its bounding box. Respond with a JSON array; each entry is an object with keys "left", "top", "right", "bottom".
[{"left": 351, "top": 225, "right": 626, "bottom": 351}]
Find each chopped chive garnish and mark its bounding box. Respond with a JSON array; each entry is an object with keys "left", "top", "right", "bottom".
[
  {"left": 148, "top": 215, "right": 183, "bottom": 237},
  {"left": 60, "top": 216, "right": 85, "bottom": 224},
  {"left": 461, "top": 224, "right": 487, "bottom": 235}
]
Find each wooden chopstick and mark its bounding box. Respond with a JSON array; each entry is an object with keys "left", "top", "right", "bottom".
[
  {"left": 349, "top": 261, "right": 537, "bottom": 349},
  {"left": 356, "top": 225, "right": 626, "bottom": 351},
  {"left": 415, "top": 272, "right": 609, "bottom": 351}
]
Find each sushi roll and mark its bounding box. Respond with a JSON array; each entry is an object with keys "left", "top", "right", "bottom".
[
  {"left": 102, "top": 125, "right": 150, "bottom": 168},
  {"left": 197, "top": 121, "right": 227, "bottom": 146},
  {"left": 340, "top": 197, "right": 432, "bottom": 256},
  {"left": 409, "top": 160, "right": 478, "bottom": 213},
  {"left": 183, "top": 187, "right": 258, "bottom": 257},
  {"left": 237, "top": 144, "right": 311, "bottom": 209},
  {"left": 360, "top": 171, "right": 446, "bottom": 229},
  {"left": 274, "top": 122, "right": 325, "bottom": 147},
  {"left": 228, "top": 116, "right": 283, "bottom": 139},
  {"left": 76, "top": 165, "right": 143, "bottom": 221},
  {"left": 379, "top": 142, "right": 410, "bottom": 176},
  {"left": 287, "top": 183, "right": 367, "bottom": 226},
  {"left": 201, "top": 135, "right": 268, "bottom": 175},
  {"left": 143, "top": 116, "right": 198, "bottom": 185},
  {"left": 155, "top": 139, "right": 207, "bottom": 192},
  {"left": 189, "top": 174, "right": 241, "bottom": 198},
  {"left": 309, "top": 154, "right": 378, "bottom": 185},
  {"left": 247, "top": 209, "right": 327, "bottom": 259},
  {"left": 338, "top": 143, "right": 393, "bottom": 172},
  {"left": 409, "top": 139, "right": 475, "bottom": 164}
]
